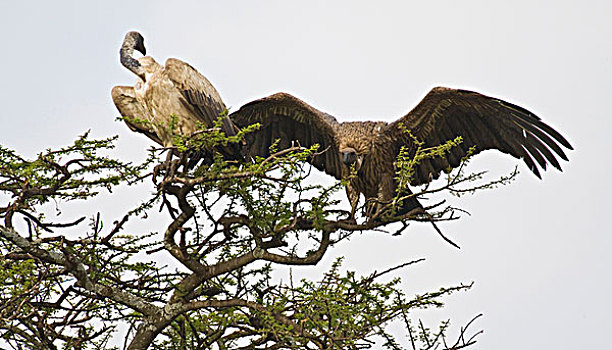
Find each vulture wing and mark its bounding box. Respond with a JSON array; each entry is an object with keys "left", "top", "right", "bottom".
[
  {"left": 163, "top": 58, "right": 237, "bottom": 136},
  {"left": 230, "top": 93, "right": 344, "bottom": 179},
  {"left": 111, "top": 85, "right": 163, "bottom": 145},
  {"left": 384, "top": 87, "right": 573, "bottom": 186},
  {"left": 161, "top": 58, "right": 243, "bottom": 159}
]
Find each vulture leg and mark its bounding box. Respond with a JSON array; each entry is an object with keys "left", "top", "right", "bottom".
[
  {"left": 394, "top": 186, "right": 424, "bottom": 217},
  {"left": 345, "top": 183, "right": 361, "bottom": 219},
  {"left": 372, "top": 174, "right": 424, "bottom": 220}
]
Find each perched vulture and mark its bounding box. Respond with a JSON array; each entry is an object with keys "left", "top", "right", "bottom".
[
  {"left": 111, "top": 31, "right": 241, "bottom": 160},
  {"left": 229, "top": 89, "right": 573, "bottom": 217}
]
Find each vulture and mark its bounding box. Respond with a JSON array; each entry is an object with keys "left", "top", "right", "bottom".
[
  {"left": 111, "top": 32, "right": 572, "bottom": 220},
  {"left": 111, "top": 31, "right": 241, "bottom": 160},
  {"left": 228, "top": 89, "right": 573, "bottom": 218}
]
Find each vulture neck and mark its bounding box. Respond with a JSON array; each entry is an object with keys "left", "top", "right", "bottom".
[{"left": 120, "top": 41, "right": 146, "bottom": 81}]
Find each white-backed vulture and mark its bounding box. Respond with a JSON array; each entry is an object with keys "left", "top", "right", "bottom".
[
  {"left": 111, "top": 31, "right": 241, "bottom": 160},
  {"left": 229, "top": 89, "right": 573, "bottom": 217}
]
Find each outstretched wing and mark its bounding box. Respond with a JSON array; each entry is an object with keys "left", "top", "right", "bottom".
[
  {"left": 230, "top": 93, "right": 344, "bottom": 179},
  {"left": 111, "top": 85, "right": 163, "bottom": 145},
  {"left": 384, "top": 87, "right": 573, "bottom": 186}
]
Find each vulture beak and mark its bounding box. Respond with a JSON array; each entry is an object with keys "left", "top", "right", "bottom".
[
  {"left": 135, "top": 39, "right": 146, "bottom": 56},
  {"left": 128, "top": 31, "right": 147, "bottom": 56},
  {"left": 341, "top": 148, "right": 359, "bottom": 167}
]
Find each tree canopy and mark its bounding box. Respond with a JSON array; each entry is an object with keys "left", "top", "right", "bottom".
[{"left": 0, "top": 125, "right": 510, "bottom": 349}]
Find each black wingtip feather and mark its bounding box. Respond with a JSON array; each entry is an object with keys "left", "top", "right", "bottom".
[
  {"left": 531, "top": 135, "right": 563, "bottom": 171},
  {"left": 520, "top": 145, "right": 542, "bottom": 179},
  {"left": 524, "top": 141, "right": 548, "bottom": 170},
  {"left": 512, "top": 115, "right": 570, "bottom": 162},
  {"left": 534, "top": 121, "right": 573, "bottom": 150}
]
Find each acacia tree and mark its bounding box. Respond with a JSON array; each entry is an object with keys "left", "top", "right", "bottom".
[{"left": 0, "top": 125, "right": 509, "bottom": 349}]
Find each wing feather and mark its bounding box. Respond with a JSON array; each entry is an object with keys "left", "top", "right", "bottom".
[
  {"left": 159, "top": 58, "right": 245, "bottom": 159},
  {"left": 230, "top": 93, "right": 343, "bottom": 180},
  {"left": 384, "top": 87, "right": 572, "bottom": 186},
  {"left": 163, "top": 59, "right": 234, "bottom": 134},
  {"left": 111, "top": 85, "right": 163, "bottom": 145}
]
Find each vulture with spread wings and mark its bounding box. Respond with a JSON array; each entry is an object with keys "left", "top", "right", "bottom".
[{"left": 229, "top": 89, "right": 572, "bottom": 217}]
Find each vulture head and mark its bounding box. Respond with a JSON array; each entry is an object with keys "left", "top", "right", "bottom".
[
  {"left": 336, "top": 121, "right": 387, "bottom": 173},
  {"left": 120, "top": 31, "right": 147, "bottom": 80},
  {"left": 340, "top": 147, "right": 359, "bottom": 168}
]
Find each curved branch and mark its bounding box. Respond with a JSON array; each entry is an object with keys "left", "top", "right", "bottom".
[
  {"left": 179, "top": 298, "right": 304, "bottom": 335},
  {"left": 0, "top": 226, "right": 161, "bottom": 317},
  {"left": 261, "top": 229, "right": 330, "bottom": 266},
  {"left": 162, "top": 184, "right": 207, "bottom": 273}
]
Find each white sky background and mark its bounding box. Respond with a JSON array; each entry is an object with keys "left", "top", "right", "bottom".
[{"left": 0, "top": 1, "right": 610, "bottom": 349}]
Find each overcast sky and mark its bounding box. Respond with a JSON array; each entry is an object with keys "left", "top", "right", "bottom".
[{"left": 1, "top": 1, "right": 610, "bottom": 349}]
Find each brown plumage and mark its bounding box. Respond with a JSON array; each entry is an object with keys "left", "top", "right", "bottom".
[
  {"left": 111, "top": 85, "right": 163, "bottom": 146},
  {"left": 230, "top": 88, "right": 573, "bottom": 217},
  {"left": 110, "top": 32, "right": 572, "bottom": 219},
  {"left": 111, "top": 31, "right": 240, "bottom": 160}
]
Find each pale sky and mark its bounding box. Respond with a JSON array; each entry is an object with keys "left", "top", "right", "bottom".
[{"left": 1, "top": 1, "right": 610, "bottom": 349}]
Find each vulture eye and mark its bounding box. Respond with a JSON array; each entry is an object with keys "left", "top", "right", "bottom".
[{"left": 341, "top": 148, "right": 358, "bottom": 166}]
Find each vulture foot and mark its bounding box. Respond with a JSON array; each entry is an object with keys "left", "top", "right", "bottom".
[{"left": 153, "top": 152, "right": 183, "bottom": 184}]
